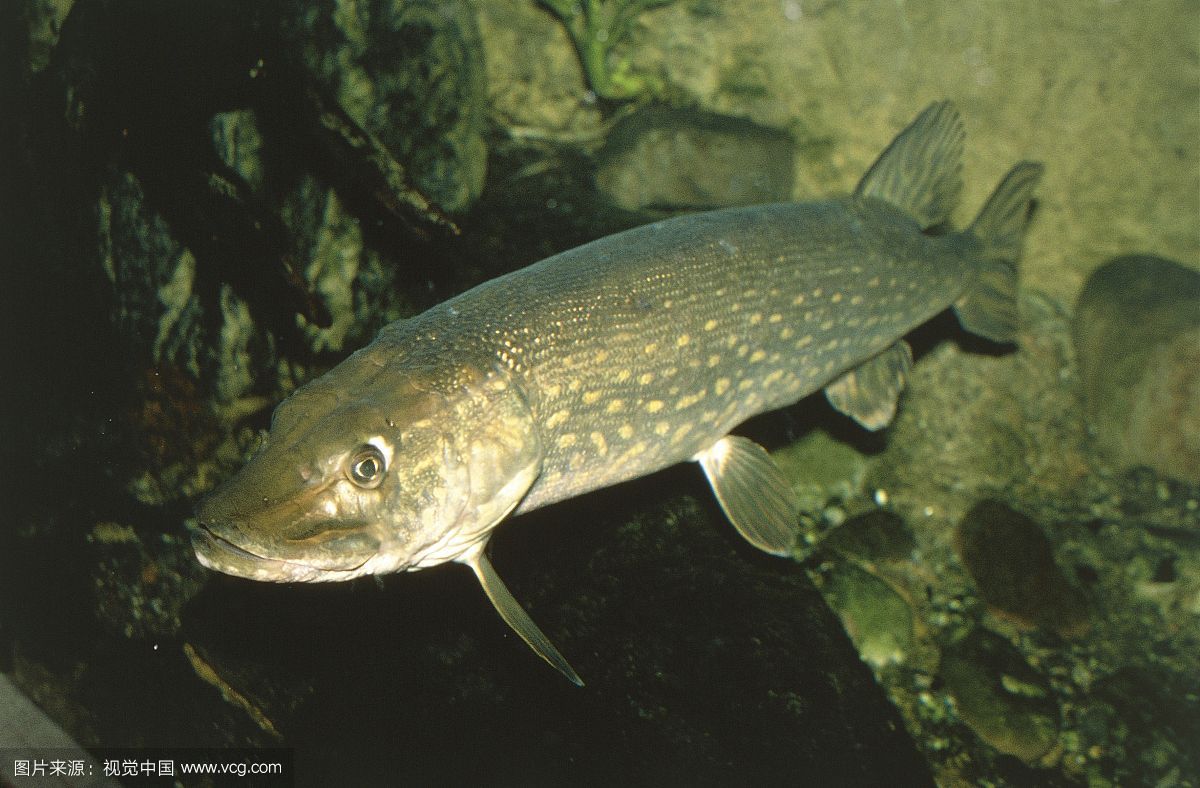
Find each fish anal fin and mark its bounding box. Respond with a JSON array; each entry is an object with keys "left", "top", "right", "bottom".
[
  {"left": 854, "top": 101, "right": 964, "bottom": 229},
  {"left": 694, "top": 436, "right": 799, "bottom": 556},
  {"left": 466, "top": 548, "right": 584, "bottom": 687},
  {"left": 825, "top": 341, "right": 913, "bottom": 431}
]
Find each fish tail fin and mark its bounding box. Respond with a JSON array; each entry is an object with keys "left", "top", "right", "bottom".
[
  {"left": 855, "top": 100, "right": 965, "bottom": 229},
  {"left": 954, "top": 161, "right": 1044, "bottom": 343}
]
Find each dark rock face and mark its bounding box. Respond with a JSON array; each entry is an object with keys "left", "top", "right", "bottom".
[{"left": 184, "top": 481, "right": 933, "bottom": 785}]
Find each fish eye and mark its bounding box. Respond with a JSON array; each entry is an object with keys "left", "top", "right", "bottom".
[{"left": 347, "top": 445, "right": 386, "bottom": 488}]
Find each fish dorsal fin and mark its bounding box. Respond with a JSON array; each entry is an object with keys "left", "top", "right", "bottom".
[
  {"left": 825, "top": 341, "right": 913, "bottom": 430},
  {"left": 466, "top": 547, "right": 584, "bottom": 687},
  {"left": 694, "top": 436, "right": 799, "bottom": 556},
  {"left": 854, "top": 101, "right": 964, "bottom": 229}
]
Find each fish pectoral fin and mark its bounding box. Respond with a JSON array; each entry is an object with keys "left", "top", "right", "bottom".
[
  {"left": 466, "top": 548, "right": 584, "bottom": 687},
  {"left": 824, "top": 340, "right": 913, "bottom": 431},
  {"left": 694, "top": 436, "right": 799, "bottom": 556}
]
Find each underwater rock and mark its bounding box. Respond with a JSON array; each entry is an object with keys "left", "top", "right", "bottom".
[
  {"left": 817, "top": 562, "right": 914, "bottom": 669},
  {"left": 956, "top": 500, "right": 1089, "bottom": 638},
  {"left": 770, "top": 430, "right": 870, "bottom": 519},
  {"left": 940, "top": 629, "right": 1059, "bottom": 763},
  {"left": 1073, "top": 254, "right": 1200, "bottom": 484},
  {"left": 820, "top": 509, "right": 916, "bottom": 563},
  {"left": 288, "top": 0, "right": 488, "bottom": 213},
  {"left": 595, "top": 106, "right": 795, "bottom": 211}
]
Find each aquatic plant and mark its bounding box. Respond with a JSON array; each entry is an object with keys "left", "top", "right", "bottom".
[{"left": 538, "top": 0, "right": 675, "bottom": 100}]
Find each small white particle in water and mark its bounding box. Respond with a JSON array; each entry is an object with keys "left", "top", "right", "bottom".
[{"left": 874, "top": 489, "right": 889, "bottom": 506}]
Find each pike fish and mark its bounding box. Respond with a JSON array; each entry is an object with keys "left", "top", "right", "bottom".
[{"left": 193, "top": 102, "right": 1042, "bottom": 685}]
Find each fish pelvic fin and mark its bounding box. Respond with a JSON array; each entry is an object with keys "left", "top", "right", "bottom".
[
  {"left": 955, "top": 161, "right": 1045, "bottom": 343},
  {"left": 695, "top": 436, "right": 799, "bottom": 556},
  {"left": 854, "top": 100, "right": 964, "bottom": 229},
  {"left": 466, "top": 547, "right": 584, "bottom": 687}
]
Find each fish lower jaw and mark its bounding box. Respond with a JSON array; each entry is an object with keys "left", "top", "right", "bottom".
[{"left": 191, "top": 527, "right": 375, "bottom": 583}]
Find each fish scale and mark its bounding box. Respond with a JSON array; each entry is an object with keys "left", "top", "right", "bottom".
[{"left": 193, "top": 101, "right": 1044, "bottom": 686}]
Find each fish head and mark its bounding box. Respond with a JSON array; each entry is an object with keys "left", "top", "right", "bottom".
[{"left": 192, "top": 356, "right": 541, "bottom": 582}]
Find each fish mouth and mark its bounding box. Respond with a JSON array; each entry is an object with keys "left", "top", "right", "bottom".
[{"left": 190, "top": 521, "right": 381, "bottom": 583}]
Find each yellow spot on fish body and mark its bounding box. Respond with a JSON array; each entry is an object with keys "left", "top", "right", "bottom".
[
  {"left": 792, "top": 294, "right": 805, "bottom": 306},
  {"left": 544, "top": 383, "right": 562, "bottom": 399},
  {"left": 590, "top": 431, "right": 607, "bottom": 455},
  {"left": 546, "top": 409, "right": 570, "bottom": 429},
  {"left": 736, "top": 344, "right": 749, "bottom": 357},
  {"left": 707, "top": 354, "right": 721, "bottom": 368},
  {"left": 868, "top": 275, "right": 881, "bottom": 287},
  {"left": 594, "top": 349, "right": 610, "bottom": 363},
  {"left": 714, "top": 378, "right": 731, "bottom": 395},
  {"left": 639, "top": 372, "right": 655, "bottom": 385},
  {"left": 780, "top": 327, "right": 794, "bottom": 340},
  {"left": 617, "top": 441, "right": 648, "bottom": 464},
  {"left": 582, "top": 390, "right": 602, "bottom": 405},
  {"left": 749, "top": 313, "right": 763, "bottom": 325},
  {"left": 616, "top": 369, "right": 631, "bottom": 383},
  {"left": 606, "top": 398, "right": 625, "bottom": 413},
  {"left": 568, "top": 378, "right": 582, "bottom": 393},
  {"left": 831, "top": 292, "right": 843, "bottom": 303},
  {"left": 738, "top": 378, "right": 755, "bottom": 391},
  {"left": 768, "top": 313, "right": 782, "bottom": 323},
  {"left": 813, "top": 288, "right": 823, "bottom": 298},
  {"left": 557, "top": 433, "right": 577, "bottom": 448},
  {"left": 644, "top": 342, "right": 659, "bottom": 355},
  {"left": 654, "top": 421, "right": 670, "bottom": 436},
  {"left": 676, "top": 334, "right": 690, "bottom": 348},
  {"left": 850, "top": 294, "right": 864, "bottom": 306},
  {"left": 675, "top": 389, "right": 706, "bottom": 410},
  {"left": 749, "top": 349, "right": 767, "bottom": 363},
  {"left": 646, "top": 400, "right": 665, "bottom": 413},
  {"left": 820, "top": 319, "right": 835, "bottom": 331},
  {"left": 618, "top": 424, "right": 634, "bottom": 440},
  {"left": 671, "top": 424, "right": 693, "bottom": 444},
  {"left": 703, "top": 319, "right": 718, "bottom": 331},
  {"left": 763, "top": 369, "right": 785, "bottom": 386}
]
